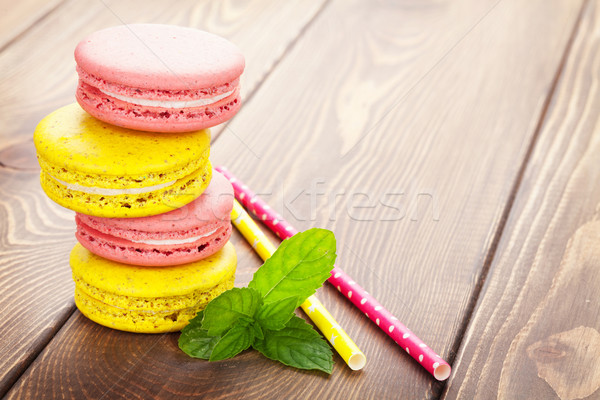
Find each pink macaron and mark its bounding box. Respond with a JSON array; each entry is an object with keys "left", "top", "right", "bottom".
[
  {"left": 75, "top": 24, "right": 244, "bottom": 132},
  {"left": 75, "top": 171, "right": 234, "bottom": 266}
]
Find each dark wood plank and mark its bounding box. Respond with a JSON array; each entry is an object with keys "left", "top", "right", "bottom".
[
  {"left": 0, "top": 171, "right": 76, "bottom": 394},
  {"left": 5, "top": 0, "right": 584, "bottom": 399},
  {"left": 0, "top": 0, "right": 65, "bottom": 51},
  {"left": 0, "top": 0, "right": 328, "bottom": 395},
  {"left": 442, "top": 1, "right": 600, "bottom": 399}
]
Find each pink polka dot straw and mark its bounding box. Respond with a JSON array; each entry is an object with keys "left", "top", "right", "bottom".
[{"left": 216, "top": 166, "right": 452, "bottom": 381}]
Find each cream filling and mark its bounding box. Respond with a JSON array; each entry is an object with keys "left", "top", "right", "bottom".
[
  {"left": 130, "top": 228, "right": 218, "bottom": 246},
  {"left": 50, "top": 174, "right": 176, "bottom": 195},
  {"left": 99, "top": 88, "right": 235, "bottom": 109}
]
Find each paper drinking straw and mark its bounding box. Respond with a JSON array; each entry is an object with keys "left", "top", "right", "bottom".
[
  {"left": 218, "top": 166, "right": 451, "bottom": 380},
  {"left": 230, "top": 200, "right": 366, "bottom": 371}
]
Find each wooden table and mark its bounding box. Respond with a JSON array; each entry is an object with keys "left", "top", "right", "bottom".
[{"left": 2, "top": 0, "right": 599, "bottom": 398}]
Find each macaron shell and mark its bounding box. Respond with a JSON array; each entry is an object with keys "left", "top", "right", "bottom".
[
  {"left": 76, "top": 83, "right": 241, "bottom": 132},
  {"left": 35, "top": 103, "right": 213, "bottom": 218},
  {"left": 76, "top": 66, "right": 237, "bottom": 101},
  {"left": 71, "top": 241, "right": 237, "bottom": 332},
  {"left": 40, "top": 161, "right": 212, "bottom": 218},
  {"left": 34, "top": 103, "right": 211, "bottom": 179},
  {"left": 76, "top": 221, "right": 232, "bottom": 266},
  {"left": 74, "top": 24, "right": 245, "bottom": 91},
  {"left": 75, "top": 273, "right": 234, "bottom": 333},
  {"left": 70, "top": 241, "right": 236, "bottom": 298},
  {"left": 73, "top": 170, "right": 233, "bottom": 262}
]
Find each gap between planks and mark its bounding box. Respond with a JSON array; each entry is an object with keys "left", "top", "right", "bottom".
[
  {"left": 210, "top": 0, "right": 333, "bottom": 148},
  {"left": 438, "top": 0, "right": 590, "bottom": 396},
  {"left": 2, "top": 306, "right": 78, "bottom": 396}
]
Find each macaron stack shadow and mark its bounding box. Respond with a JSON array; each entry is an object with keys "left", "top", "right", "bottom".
[{"left": 34, "top": 24, "right": 245, "bottom": 333}]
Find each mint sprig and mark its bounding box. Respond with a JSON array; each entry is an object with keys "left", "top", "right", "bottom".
[
  {"left": 209, "top": 323, "right": 255, "bottom": 361},
  {"left": 178, "top": 228, "right": 336, "bottom": 374},
  {"left": 248, "top": 228, "right": 336, "bottom": 308},
  {"left": 202, "top": 287, "right": 262, "bottom": 336},
  {"left": 255, "top": 295, "right": 298, "bottom": 331},
  {"left": 253, "top": 315, "right": 334, "bottom": 373},
  {"left": 178, "top": 310, "right": 219, "bottom": 359}
]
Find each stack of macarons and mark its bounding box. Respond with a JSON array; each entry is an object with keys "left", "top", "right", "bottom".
[{"left": 34, "top": 24, "right": 245, "bottom": 333}]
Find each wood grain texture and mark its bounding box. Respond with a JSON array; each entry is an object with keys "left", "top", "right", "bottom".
[
  {"left": 442, "top": 1, "right": 600, "bottom": 399},
  {"left": 0, "top": 171, "right": 76, "bottom": 393},
  {"left": 0, "top": 0, "right": 65, "bottom": 51},
  {"left": 0, "top": 0, "right": 327, "bottom": 168},
  {"left": 0, "top": 0, "right": 327, "bottom": 396},
  {"left": 5, "top": 0, "right": 584, "bottom": 398}
]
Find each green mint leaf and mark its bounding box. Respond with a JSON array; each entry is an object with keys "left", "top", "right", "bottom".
[
  {"left": 179, "top": 229, "right": 339, "bottom": 373},
  {"left": 251, "top": 321, "right": 264, "bottom": 340},
  {"left": 209, "top": 324, "right": 255, "bottom": 362},
  {"left": 253, "top": 315, "right": 333, "bottom": 374},
  {"left": 249, "top": 228, "right": 336, "bottom": 308},
  {"left": 202, "top": 287, "right": 263, "bottom": 336},
  {"left": 178, "top": 311, "right": 219, "bottom": 359},
  {"left": 256, "top": 296, "right": 299, "bottom": 331}
]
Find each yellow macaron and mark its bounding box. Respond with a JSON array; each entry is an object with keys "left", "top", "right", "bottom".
[
  {"left": 34, "top": 103, "right": 212, "bottom": 218},
  {"left": 70, "top": 241, "right": 237, "bottom": 333}
]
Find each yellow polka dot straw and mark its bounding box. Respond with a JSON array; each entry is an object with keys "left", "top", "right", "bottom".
[{"left": 231, "top": 200, "right": 366, "bottom": 371}]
